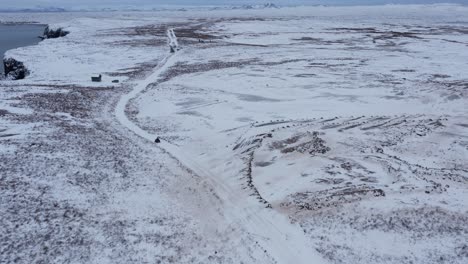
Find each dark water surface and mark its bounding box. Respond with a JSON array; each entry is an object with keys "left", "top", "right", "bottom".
[{"left": 0, "top": 23, "right": 45, "bottom": 74}]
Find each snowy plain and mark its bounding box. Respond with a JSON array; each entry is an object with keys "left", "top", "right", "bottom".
[{"left": 1, "top": 4, "right": 468, "bottom": 264}]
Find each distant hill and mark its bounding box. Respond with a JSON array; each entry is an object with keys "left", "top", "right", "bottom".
[
  {"left": 0, "top": 7, "right": 67, "bottom": 13},
  {"left": 231, "top": 3, "right": 280, "bottom": 10},
  {"left": 0, "top": 4, "right": 282, "bottom": 13}
]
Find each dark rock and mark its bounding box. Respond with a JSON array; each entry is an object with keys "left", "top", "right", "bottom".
[
  {"left": 3, "top": 58, "right": 29, "bottom": 80},
  {"left": 43, "top": 26, "right": 69, "bottom": 39},
  {"left": 112, "top": 80, "right": 119, "bottom": 83},
  {"left": 155, "top": 137, "right": 161, "bottom": 143}
]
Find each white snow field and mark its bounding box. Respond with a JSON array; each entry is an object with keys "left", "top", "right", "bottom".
[{"left": 1, "top": 4, "right": 468, "bottom": 264}]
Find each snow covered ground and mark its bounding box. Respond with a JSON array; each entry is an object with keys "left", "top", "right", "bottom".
[{"left": 1, "top": 4, "right": 468, "bottom": 264}]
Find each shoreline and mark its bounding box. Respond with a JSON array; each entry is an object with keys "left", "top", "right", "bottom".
[{"left": 0, "top": 23, "right": 46, "bottom": 77}]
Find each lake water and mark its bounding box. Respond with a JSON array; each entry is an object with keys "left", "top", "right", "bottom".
[{"left": 0, "top": 24, "right": 45, "bottom": 74}]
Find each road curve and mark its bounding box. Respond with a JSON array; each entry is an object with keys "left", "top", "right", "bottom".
[{"left": 114, "top": 31, "right": 327, "bottom": 264}]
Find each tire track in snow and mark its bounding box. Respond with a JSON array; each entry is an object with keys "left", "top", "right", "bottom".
[{"left": 115, "top": 29, "right": 326, "bottom": 264}]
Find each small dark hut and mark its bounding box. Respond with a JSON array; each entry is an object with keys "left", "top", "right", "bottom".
[{"left": 91, "top": 74, "right": 102, "bottom": 82}]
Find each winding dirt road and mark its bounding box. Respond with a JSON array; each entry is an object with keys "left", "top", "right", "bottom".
[{"left": 114, "top": 30, "right": 326, "bottom": 264}]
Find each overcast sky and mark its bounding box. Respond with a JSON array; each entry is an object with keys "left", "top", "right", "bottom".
[{"left": 6, "top": 0, "right": 468, "bottom": 9}]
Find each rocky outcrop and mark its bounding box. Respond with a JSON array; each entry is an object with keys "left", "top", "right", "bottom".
[
  {"left": 3, "top": 58, "right": 29, "bottom": 80},
  {"left": 43, "top": 26, "right": 69, "bottom": 39},
  {"left": 263, "top": 3, "right": 279, "bottom": 9}
]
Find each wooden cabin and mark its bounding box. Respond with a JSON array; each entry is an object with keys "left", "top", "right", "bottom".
[{"left": 91, "top": 74, "right": 102, "bottom": 82}]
